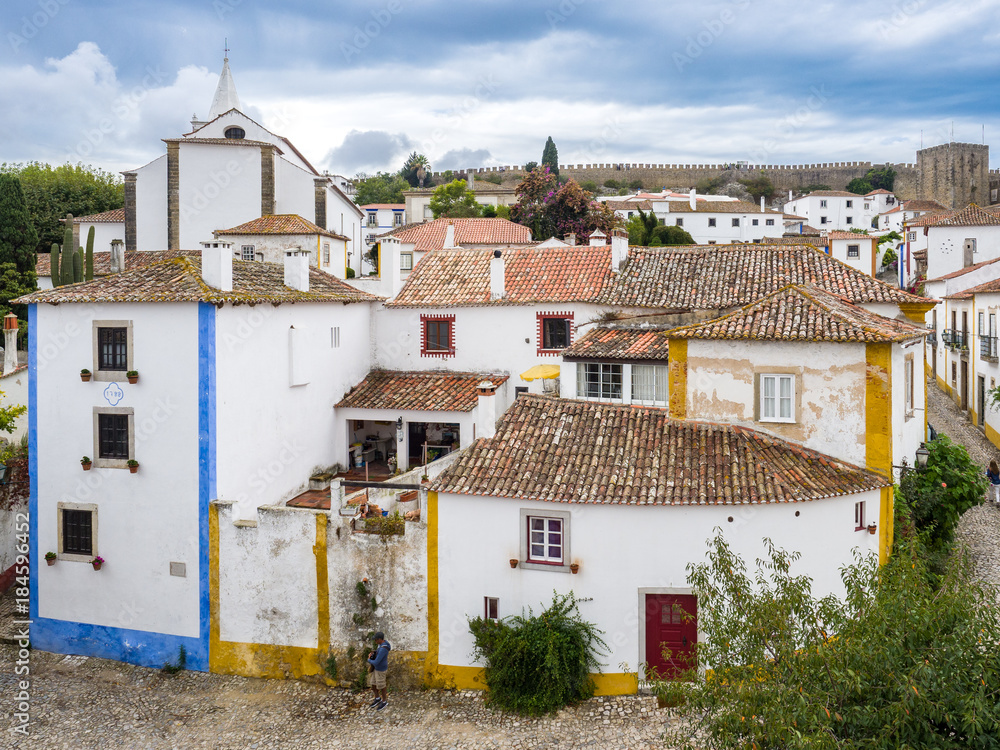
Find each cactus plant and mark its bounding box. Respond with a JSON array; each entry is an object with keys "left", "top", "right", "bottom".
[
  {"left": 85, "top": 225, "right": 95, "bottom": 281},
  {"left": 60, "top": 214, "right": 75, "bottom": 286},
  {"left": 73, "top": 249, "right": 83, "bottom": 283},
  {"left": 49, "top": 243, "right": 60, "bottom": 287}
]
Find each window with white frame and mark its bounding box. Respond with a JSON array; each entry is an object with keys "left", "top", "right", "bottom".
[
  {"left": 820, "top": 200, "right": 828, "bottom": 208},
  {"left": 394, "top": 212, "right": 404, "bottom": 226},
  {"left": 907, "top": 231, "right": 916, "bottom": 241},
  {"left": 854, "top": 500, "right": 866, "bottom": 531},
  {"left": 766, "top": 218, "right": 775, "bottom": 226},
  {"left": 322, "top": 243, "right": 330, "bottom": 265},
  {"left": 631, "top": 364, "right": 668, "bottom": 405},
  {"left": 400, "top": 253, "right": 413, "bottom": 271},
  {"left": 331, "top": 327, "right": 340, "bottom": 348},
  {"left": 241, "top": 245, "right": 256, "bottom": 261},
  {"left": 367, "top": 213, "right": 378, "bottom": 226},
  {"left": 904, "top": 355, "right": 914, "bottom": 415},
  {"left": 58, "top": 502, "right": 97, "bottom": 562},
  {"left": 846, "top": 200, "right": 853, "bottom": 208},
  {"left": 578, "top": 363, "right": 623, "bottom": 401},
  {"left": 484, "top": 597, "right": 499, "bottom": 621},
  {"left": 847, "top": 244, "right": 860, "bottom": 258},
  {"left": 759, "top": 373, "right": 795, "bottom": 423}
]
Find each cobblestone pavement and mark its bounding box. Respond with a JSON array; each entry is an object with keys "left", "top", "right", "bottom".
[
  {"left": 1, "top": 640, "right": 681, "bottom": 749},
  {"left": 925, "top": 379, "right": 1000, "bottom": 591}
]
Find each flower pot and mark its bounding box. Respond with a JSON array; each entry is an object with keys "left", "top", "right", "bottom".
[
  {"left": 92, "top": 561, "right": 103, "bottom": 571},
  {"left": 570, "top": 563, "right": 580, "bottom": 574},
  {"left": 128, "top": 464, "right": 139, "bottom": 474},
  {"left": 80, "top": 373, "right": 91, "bottom": 382},
  {"left": 46, "top": 557, "right": 56, "bottom": 566},
  {"left": 867, "top": 523, "right": 877, "bottom": 535},
  {"left": 509, "top": 558, "right": 519, "bottom": 569},
  {"left": 127, "top": 375, "right": 139, "bottom": 384},
  {"left": 82, "top": 462, "right": 92, "bottom": 471}
]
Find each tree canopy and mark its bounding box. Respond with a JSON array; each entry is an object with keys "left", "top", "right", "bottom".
[
  {"left": 626, "top": 209, "right": 694, "bottom": 246},
  {"left": 847, "top": 164, "right": 897, "bottom": 195},
  {"left": 0, "top": 162, "right": 123, "bottom": 257},
  {"left": 0, "top": 174, "right": 39, "bottom": 274},
  {"left": 352, "top": 171, "right": 409, "bottom": 206},
  {"left": 429, "top": 179, "right": 481, "bottom": 218},
  {"left": 541, "top": 137, "right": 558, "bottom": 178},
  {"left": 509, "top": 167, "right": 619, "bottom": 241},
  {"left": 401, "top": 152, "right": 431, "bottom": 188}
]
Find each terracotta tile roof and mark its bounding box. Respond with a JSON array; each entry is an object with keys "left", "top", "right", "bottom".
[
  {"left": 926, "top": 255, "right": 1000, "bottom": 282},
  {"left": 433, "top": 395, "right": 889, "bottom": 505},
  {"left": 214, "top": 214, "right": 348, "bottom": 240},
  {"left": 798, "top": 190, "right": 859, "bottom": 198},
  {"left": 562, "top": 327, "right": 671, "bottom": 360},
  {"left": 825, "top": 231, "right": 875, "bottom": 241},
  {"left": 901, "top": 199, "right": 948, "bottom": 213},
  {"left": 35, "top": 249, "right": 192, "bottom": 278},
  {"left": 383, "top": 218, "right": 531, "bottom": 252},
  {"left": 905, "top": 211, "right": 954, "bottom": 227},
  {"left": 759, "top": 236, "right": 825, "bottom": 246},
  {"left": 16, "top": 256, "right": 382, "bottom": 306},
  {"left": 665, "top": 200, "right": 777, "bottom": 214},
  {"left": 865, "top": 189, "right": 893, "bottom": 196},
  {"left": 923, "top": 203, "right": 1000, "bottom": 227},
  {"left": 336, "top": 370, "right": 509, "bottom": 412},
  {"left": 360, "top": 204, "right": 405, "bottom": 210},
  {"left": 880, "top": 205, "right": 902, "bottom": 215},
  {"left": 783, "top": 214, "right": 808, "bottom": 220},
  {"left": 605, "top": 200, "right": 653, "bottom": 211},
  {"left": 799, "top": 225, "right": 822, "bottom": 235},
  {"left": 667, "top": 285, "right": 927, "bottom": 343},
  {"left": 73, "top": 208, "right": 125, "bottom": 224},
  {"left": 390, "top": 244, "right": 929, "bottom": 309},
  {"left": 387, "top": 246, "right": 610, "bottom": 307}
]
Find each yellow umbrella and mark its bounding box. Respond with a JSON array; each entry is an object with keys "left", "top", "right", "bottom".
[{"left": 520, "top": 364, "right": 561, "bottom": 382}]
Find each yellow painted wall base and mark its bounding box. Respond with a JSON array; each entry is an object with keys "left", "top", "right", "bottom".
[
  {"left": 592, "top": 672, "right": 640, "bottom": 696},
  {"left": 936, "top": 374, "right": 952, "bottom": 397},
  {"left": 436, "top": 665, "right": 639, "bottom": 696},
  {"left": 211, "top": 641, "right": 326, "bottom": 681},
  {"left": 986, "top": 422, "right": 1000, "bottom": 451}
]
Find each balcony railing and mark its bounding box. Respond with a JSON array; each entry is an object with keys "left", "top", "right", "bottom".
[
  {"left": 981, "top": 335, "right": 998, "bottom": 360},
  {"left": 942, "top": 329, "right": 967, "bottom": 350},
  {"left": 926, "top": 328, "right": 937, "bottom": 348}
]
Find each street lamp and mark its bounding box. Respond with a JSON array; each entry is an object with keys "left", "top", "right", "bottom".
[{"left": 915, "top": 443, "right": 930, "bottom": 469}]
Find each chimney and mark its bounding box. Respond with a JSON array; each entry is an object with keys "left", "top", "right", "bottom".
[
  {"left": 565, "top": 232, "right": 576, "bottom": 246},
  {"left": 467, "top": 171, "right": 475, "bottom": 191},
  {"left": 760, "top": 195, "right": 765, "bottom": 210},
  {"left": 476, "top": 380, "right": 498, "bottom": 440},
  {"left": 788, "top": 189, "right": 793, "bottom": 201},
  {"left": 610, "top": 229, "right": 629, "bottom": 272},
  {"left": 490, "top": 249, "right": 505, "bottom": 300},
  {"left": 444, "top": 221, "right": 456, "bottom": 249},
  {"left": 200, "top": 240, "right": 233, "bottom": 291},
  {"left": 689, "top": 188, "right": 696, "bottom": 210},
  {"left": 588, "top": 229, "right": 606, "bottom": 246},
  {"left": 109, "top": 239, "right": 124, "bottom": 274},
  {"left": 2, "top": 313, "right": 18, "bottom": 374},
  {"left": 284, "top": 250, "right": 310, "bottom": 292}
]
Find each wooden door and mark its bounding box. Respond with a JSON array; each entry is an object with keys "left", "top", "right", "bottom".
[
  {"left": 961, "top": 361, "right": 969, "bottom": 410},
  {"left": 644, "top": 594, "right": 697, "bottom": 679}
]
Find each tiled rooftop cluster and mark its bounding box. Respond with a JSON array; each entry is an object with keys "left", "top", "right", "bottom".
[
  {"left": 36, "top": 249, "right": 193, "bottom": 279},
  {"left": 336, "top": 371, "right": 509, "bottom": 412},
  {"left": 434, "top": 395, "right": 888, "bottom": 505},
  {"left": 562, "top": 327, "right": 672, "bottom": 360},
  {"left": 216, "top": 214, "right": 348, "bottom": 240},
  {"left": 385, "top": 217, "right": 531, "bottom": 252},
  {"left": 73, "top": 208, "right": 126, "bottom": 224}
]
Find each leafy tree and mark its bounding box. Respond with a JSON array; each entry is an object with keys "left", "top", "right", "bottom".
[
  {"left": 661, "top": 531, "right": 1000, "bottom": 750},
  {"left": 846, "top": 177, "right": 873, "bottom": 195},
  {"left": 867, "top": 163, "right": 896, "bottom": 192},
  {"left": 603, "top": 179, "right": 620, "bottom": 189},
  {"left": 523, "top": 161, "right": 538, "bottom": 172},
  {"left": 652, "top": 224, "right": 695, "bottom": 246},
  {"left": 579, "top": 180, "right": 598, "bottom": 193},
  {"left": 480, "top": 204, "right": 497, "bottom": 218},
  {"left": 696, "top": 174, "right": 728, "bottom": 195},
  {"left": 429, "top": 179, "right": 480, "bottom": 218},
  {"left": 0, "top": 262, "right": 37, "bottom": 331},
  {"left": 627, "top": 179, "right": 644, "bottom": 191},
  {"left": 353, "top": 171, "right": 409, "bottom": 205},
  {"left": 541, "top": 137, "right": 559, "bottom": 178},
  {"left": 469, "top": 592, "right": 607, "bottom": 716},
  {"left": 0, "top": 174, "right": 39, "bottom": 274},
  {"left": 494, "top": 204, "right": 511, "bottom": 220},
  {"left": 625, "top": 209, "right": 692, "bottom": 246},
  {"left": 510, "top": 167, "right": 620, "bottom": 241},
  {"left": 400, "top": 152, "right": 431, "bottom": 188},
  {"left": 738, "top": 173, "right": 775, "bottom": 202},
  {"left": 480, "top": 172, "right": 503, "bottom": 185},
  {"left": 800, "top": 183, "right": 832, "bottom": 193},
  {"left": 0, "top": 162, "right": 123, "bottom": 257}
]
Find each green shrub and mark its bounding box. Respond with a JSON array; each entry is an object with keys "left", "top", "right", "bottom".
[
  {"left": 469, "top": 592, "right": 607, "bottom": 716},
  {"left": 580, "top": 180, "right": 598, "bottom": 193},
  {"left": 603, "top": 179, "right": 620, "bottom": 189},
  {"left": 345, "top": 266, "right": 355, "bottom": 278},
  {"left": 627, "top": 179, "right": 644, "bottom": 191}
]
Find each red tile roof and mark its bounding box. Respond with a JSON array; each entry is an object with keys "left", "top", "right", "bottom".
[
  {"left": 759, "top": 237, "right": 825, "bottom": 246},
  {"left": 865, "top": 189, "right": 893, "bottom": 196},
  {"left": 665, "top": 200, "right": 778, "bottom": 214},
  {"left": 384, "top": 218, "right": 531, "bottom": 252},
  {"left": 906, "top": 211, "right": 956, "bottom": 227},
  {"left": 388, "top": 244, "right": 930, "bottom": 309},
  {"left": 901, "top": 199, "right": 948, "bottom": 213},
  {"left": 798, "top": 190, "right": 859, "bottom": 198},
  {"left": 336, "top": 371, "right": 509, "bottom": 412},
  {"left": 668, "top": 285, "right": 927, "bottom": 343},
  {"left": 35, "top": 249, "right": 192, "bottom": 278},
  {"left": 17, "top": 256, "right": 382, "bottom": 306},
  {"left": 73, "top": 208, "right": 125, "bottom": 224},
  {"left": 163, "top": 137, "right": 282, "bottom": 152},
  {"left": 215, "top": 214, "right": 348, "bottom": 240},
  {"left": 433, "top": 395, "right": 889, "bottom": 505},
  {"left": 604, "top": 200, "right": 653, "bottom": 211},
  {"left": 926, "top": 255, "right": 1000, "bottom": 282},
  {"left": 825, "top": 231, "right": 875, "bottom": 241},
  {"left": 923, "top": 203, "right": 1000, "bottom": 227},
  {"left": 562, "top": 327, "right": 671, "bottom": 360},
  {"left": 360, "top": 204, "right": 405, "bottom": 210}
]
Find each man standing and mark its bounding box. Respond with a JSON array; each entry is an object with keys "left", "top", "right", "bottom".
[{"left": 367, "top": 632, "right": 391, "bottom": 711}]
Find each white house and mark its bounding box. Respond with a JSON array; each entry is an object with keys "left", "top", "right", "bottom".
[
  {"left": 825, "top": 231, "right": 878, "bottom": 277},
  {"left": 911, "top": 204, "right": 1000, "bottom": 281},
  {"left": 877, "top": 199, "right": 947, "bottom": 234},
  {"left": 361, "top": 203, "right": 406, "bottom": 250},
  {"left": 18, "top": 250, "right": 381, "bottom": 670},
  {"left": 403, "top": 178, "right": 517, "bottom": 224},
  {"left": 72, "top": 209, "right": 126, "bottom": 256},
  {"left": 213, "top": 214, "right": 350, "bottom": 278},
  {"left": 659, "top": 200, "right": 782, "bottom": 244},
  {"left": 784, "top": 190, "right": 887, "bottom": 231},
  {"left": 429, "top": 394, "right": 889, "bottom": 692}
]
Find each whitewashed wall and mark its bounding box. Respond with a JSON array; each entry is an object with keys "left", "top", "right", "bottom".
[
  {"left": 685, "top": 339, "right": 868, "bottom": 466},
  {"left": 274, "top": 157, "right": 316, "bottom": 220},
  {"left": 892, "top": 339, "right": 928, "bottom": 469},
  {"left": 0, "top": 366, "right": 28, "bottom": 441},
  {"left": 829, "top": 238, "right": 874, "bottom": 276},
  {"left": 134, "top": 155, "right": 168, "bottom": 251},
  {"left": 178, "top": 143, "right": 262, "bottom": 250},
  {"left": 924, "top": 225, "right": 1000, "bottom": 279},
  {"left": 34, "top": 302, "right": 202, "bottom": 636},
  {"left": 78, "top": 222, "right": 125, "bottom": 255},
  {"left": 436, "top": 489, "right": 883, "bottom": 676}
]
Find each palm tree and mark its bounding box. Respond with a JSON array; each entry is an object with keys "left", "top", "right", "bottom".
[{"left": 402, "top": 152, "right": 431, "bottom": 188}]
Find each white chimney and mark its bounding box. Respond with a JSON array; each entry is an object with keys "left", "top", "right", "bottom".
[
  {"left": 689, "top": 188, "right": 696, "bottom": 210},
  {"left": 588, "top": 229, "right": 606, "bottom": 246},
  {"left": 109, "top": 239, "right": 124, "bottom": 274},
  {"left": 476, "top": 380, "right": 498, "bottom": 440},
  {"left": 200, "top": 241, "right": 233, "bottom": 291},
  {"left": 284, "top": 250, "right": 310, "bottom": 292},
  {"left": 444, "top": 221, "right": 456, "bottom": 249},
  {"left": 789, "top": 189, "right": 793, "bottom": 201},
  {"left": 2, "top": 313, "right": 18, "bottom": 374},
  {"left": 760, "top": 195, "right": 765, "bottom": 210},
  {"left": 467, "top": 171, "right": 475, "bottom": 191},
  {"left": 565, "top": 232, "right": 576, "bottom": 246},
  {"left": 610, "top": 229, "right": 629, "bottom": 272},
  {"left": 490, "top": 249, "right": 505, "bottom": 300}
]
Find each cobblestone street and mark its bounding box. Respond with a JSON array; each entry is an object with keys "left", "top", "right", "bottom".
[
  {"left": 926, "top": 379, "right": 1000, "bottom": 592},
  {"left": 1, "top": 641, "right": 678, "bottom": 750}
]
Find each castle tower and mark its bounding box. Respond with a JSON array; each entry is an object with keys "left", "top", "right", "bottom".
[{"left": 916, "top": 142, "right": 989, "bottom": 209}]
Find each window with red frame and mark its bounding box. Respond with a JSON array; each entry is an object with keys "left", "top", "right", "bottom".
[
  {"left": 537, "top": 312, "right": 573, "bottom": 354},
  {"left": 854, "top": 501, "right": 865, "bottom": 531},
  {"left": 421, "top": 315, "right": 455, "bottom": 357}
]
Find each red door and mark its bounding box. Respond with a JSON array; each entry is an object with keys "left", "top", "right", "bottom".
[{"left": 645, "top": 594, "right": 697, "bottom": 679}]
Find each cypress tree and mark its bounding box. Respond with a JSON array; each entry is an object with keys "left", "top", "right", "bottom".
[
  {"left": 0, "top": 173, "right": 40, "bottom": 274},
  {"left": 541, "top": 136, "right": 559, "bottom": 179}
]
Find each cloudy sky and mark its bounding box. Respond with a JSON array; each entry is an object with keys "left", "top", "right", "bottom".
[{"left": 2, "top": 0, "right": 999, "bottom": 177}]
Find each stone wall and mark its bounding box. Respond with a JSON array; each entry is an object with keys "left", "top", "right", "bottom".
[{"left": 916, "top": 143, "right": 991, "bottom": 209}]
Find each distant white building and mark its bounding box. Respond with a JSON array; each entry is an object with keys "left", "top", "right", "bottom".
[
  {"left": 784, "top": 189, "right": 894, "bottom": 231},
  {"left": 360, "top": 203, "right": 406, "bottom": 251}
]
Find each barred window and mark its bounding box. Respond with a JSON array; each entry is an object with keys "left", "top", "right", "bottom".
[{"left": 97, "top": 328, "right": 127, "bottom": 371}]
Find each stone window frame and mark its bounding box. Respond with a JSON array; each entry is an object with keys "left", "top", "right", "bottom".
[
  {"left": 765, "top": 218, "right": 775, "bottom": 226},
  {"left": 366, "top": 212, "right": 378, "bottom": 227},
  {"left": 518, "top": 508, "right": 571, "bottom": 573},
  {"left": 57, "top": 501, "right": 98, "bottom": 563},
  {"left": 93, "top": 406, "right": 135, "bottom": 469},
  {"left": 847, "top": 244, "right": 860, "bottom": 258},
  {"left": 92, "top": 320, "right": 134, "bottom": 382}
]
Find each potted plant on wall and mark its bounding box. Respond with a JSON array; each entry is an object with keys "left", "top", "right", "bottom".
[
  {"left": 91, "top": 556, "right": 104, "bottom": 571},
  {"left": 45, "top": 551, "right": 57, "bottom": 566},
  {"left": 126, "top": 370, "right": 139, "bottom": 384},
  {"left": 81, "top": 456, "right": 92, "bottom": 471},
  {"left": 80, "top": 368, "right": 91, "bottom": 382},
  {"left": 126, "top": 459, "right": 139, "bottom": 474}
]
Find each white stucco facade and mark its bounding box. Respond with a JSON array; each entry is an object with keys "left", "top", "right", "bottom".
[{"left": 77, "top": 220, "right": 125, "bottom": 255}]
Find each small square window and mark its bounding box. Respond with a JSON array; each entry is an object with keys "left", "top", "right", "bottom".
[
  {"left": 820, "top": 200, "right": 828, "bottom": 208},
  {"left": 540, "top": 316, "right": 572, "bottom": 351},
  {"left": 422, "top": 316, "right": 455, "bottom": 357},
  {"left": 845, "top": 200, "right": 853, "bottom": 208},
  {"left": 708, "top": 218, "right": 717, "bottom": 227},
  {"left": 675, "top": 218, "right": 683, "bottom": 227},
  {"left": 847, "top": 244, "right": 860, "bottom": 258},
  {"left": 98, "top": 413, "right": 129, "bottom": 459},
  {"left": 484, "top": 597, "right": 499, "bottom": 621},
  {"left": 400, "top": 253, "right": 413, "bottom": 271},
  {"left": 731, "top": 218, "right": 740, "bottom": 227},
  {"left": 97, "top": 327, "right": 127, "bottom": 371},
  {"left": 58, "top": 502, "right": 97, "bottom": 562},
  {"left": 766, "top": 218, "right": 775, "bottom": 226},
  {"left": 854, "top": 501, "right": 866, "bottom": 531},
  {"left": 845, "top": 216, "right": 854, "bottom": 225},
  {"left": 752, "top": 218, "right": 759, "bottom": 226},
  {"left": 241, "top": 245, "right": 256, "bottom": 261},
  {"left": 820, "top": 216, "right": 828, "bottom": 224}
]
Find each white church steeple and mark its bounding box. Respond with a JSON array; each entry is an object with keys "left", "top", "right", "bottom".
[{"left": 209, "top": 51, "right": 241, "bottom": 118}]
